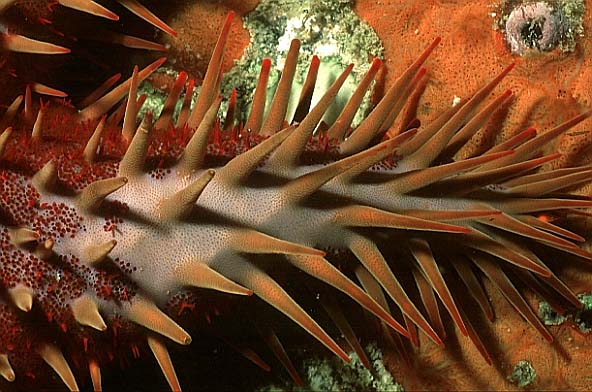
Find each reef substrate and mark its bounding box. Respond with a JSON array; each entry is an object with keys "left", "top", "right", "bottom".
[{"left": 1, "top": 1, "right": 592, "bottom": 391}]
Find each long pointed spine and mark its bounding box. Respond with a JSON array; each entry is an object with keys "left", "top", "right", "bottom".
[{"left": 259, "top": 39, "right": 301, "bottom": 136}]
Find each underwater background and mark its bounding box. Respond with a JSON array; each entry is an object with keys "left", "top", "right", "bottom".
[{"left": 1, "top": 0, "right": 592, "bottom": 391}]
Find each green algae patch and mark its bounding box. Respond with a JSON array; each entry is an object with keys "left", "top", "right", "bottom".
[
  {"left": 508, "top": 360, "right": 537, "bottom": 388},
  {"left": 258, "top": 344, "right": 404, "bottom": 392},
  {"left": 574, "top": 292, "right": 592, "bottom": 333},
  {"left": 538, "top": 292, "right": 592, "bottom": 333},
  {"left": 537, "top": 299, "right": 567, "bottom": 326},
  {"left": 222, "top": 0, "right": 383, "bottom": 126}
]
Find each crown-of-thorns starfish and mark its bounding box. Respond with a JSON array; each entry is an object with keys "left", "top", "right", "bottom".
[{"left": 0, "top": 10, "right": 591, "bottom": 392}]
